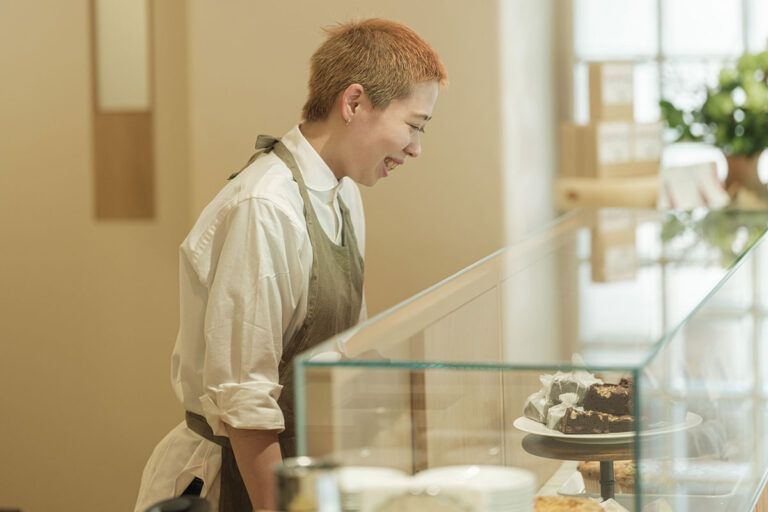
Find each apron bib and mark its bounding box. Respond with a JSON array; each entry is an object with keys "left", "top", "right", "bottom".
[{"left": 186, "top": 134, "right": 364, "bottom": 511}]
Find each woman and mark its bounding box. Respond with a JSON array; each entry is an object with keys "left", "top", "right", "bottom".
[{"left": 134, "top": 18, "right": 447, "bottom": 512}]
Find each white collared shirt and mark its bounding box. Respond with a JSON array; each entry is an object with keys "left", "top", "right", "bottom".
[
  {"left": 134, "top": 125, "right": 365, "bottom": 512},
  {"left": 172, "top": 124, "right": 366, "bottom": 435}
]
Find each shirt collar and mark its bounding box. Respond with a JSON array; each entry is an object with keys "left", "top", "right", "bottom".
[{"left": 280, "top": 125, "right": 341, "bottom": 193}]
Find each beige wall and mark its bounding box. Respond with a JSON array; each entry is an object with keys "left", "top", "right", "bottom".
[
  {"left": 0, "top": 1, "right": 555, "bottom": 510},
  {"left": 0, "top": 1, "right": 189, "bottom": 510}
]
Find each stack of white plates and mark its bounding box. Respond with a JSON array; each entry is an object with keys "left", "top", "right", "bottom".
[
  {"left": 413, "top": 465, "right": 536, "bottom": 512},
  {"left": 337, "top": 466, "right": 409, "bottom": 512}
]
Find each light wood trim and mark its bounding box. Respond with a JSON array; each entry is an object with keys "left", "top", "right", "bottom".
[
  {"left": 409, "top": 371, "right": 428, "bottom": 473},
  {"left": 556, "top": 176, "right": 659, "bottom": 210},
  {"left": 754, "top": 481, "right": 768, "bottom": 512}
]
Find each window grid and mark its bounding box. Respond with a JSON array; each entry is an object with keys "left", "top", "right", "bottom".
[{"left": 573, "top": 0, "right": 765, "bottom": 122}]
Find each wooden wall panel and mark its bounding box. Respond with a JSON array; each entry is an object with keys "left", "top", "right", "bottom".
[{"left": 93, "top": 111, "right": 154, "bottom": 218}]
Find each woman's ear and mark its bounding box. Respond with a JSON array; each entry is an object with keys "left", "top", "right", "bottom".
[{"left": 341, "top": 83, "right": 365, "bottom": 119}]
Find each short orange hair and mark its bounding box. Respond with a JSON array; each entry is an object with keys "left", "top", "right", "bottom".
[{"left": 302, "top": 19, "right": 448, "bottom": 122}]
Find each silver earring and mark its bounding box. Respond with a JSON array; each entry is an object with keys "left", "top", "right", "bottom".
[{"left": 345, "top": 118, "right": 351, "bottom": 126}]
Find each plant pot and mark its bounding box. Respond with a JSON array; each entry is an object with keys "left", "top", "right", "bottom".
[{"left": 725, "top": 153, "right": 767, "bottom": 200}]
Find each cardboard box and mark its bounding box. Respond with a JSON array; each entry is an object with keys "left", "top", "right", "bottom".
[
  {"left": 560, "top": 121, "right": 662, "bottom": 178},
  {"left": 590, "top": 210, "right": 637, "bottom": 283},
  {"left": 589, "top": 62, "right": 634, "bottom": 121}
]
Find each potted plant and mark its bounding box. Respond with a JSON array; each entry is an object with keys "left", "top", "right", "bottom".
[{"left": 660, "top": 48, "right": 768, "bottom": 199}]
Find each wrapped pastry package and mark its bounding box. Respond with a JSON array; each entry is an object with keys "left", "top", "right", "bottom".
[
  {"left": 546, "top": 392, "right": 581, "bottom": 430},
  {"left": 539, "top": 373, "right": 554, "bottom": 397},
  {"left": 523, "top": 390, "right": 549, "bottom": 423},
  {"left": 547, "top": 371, "right": 603, "bottom": 405}
]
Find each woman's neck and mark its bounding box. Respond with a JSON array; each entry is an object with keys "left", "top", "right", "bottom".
[{"left": 299, "top": 120, "right": 346, "bottom": 181}]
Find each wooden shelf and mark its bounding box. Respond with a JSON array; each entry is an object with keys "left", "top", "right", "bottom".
[{"left": 556, "top": 175, "right": 659, "bottom": 209}]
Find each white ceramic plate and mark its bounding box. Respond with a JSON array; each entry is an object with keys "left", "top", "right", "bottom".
[
  {"left": 513, "top": 412, "right": 702, "bottom": 444},
  {"left": 414, "top": 465, "right": 536, "bottom": 492}
]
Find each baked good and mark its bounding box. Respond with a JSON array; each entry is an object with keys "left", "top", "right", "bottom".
[
  {"left": 547, "top": 372, "right": 602, "bottom": 404},
  {"left": 527, "top": 370, "right": 637, "bottom": 435},
  {"left": 576, "top": 461, "right": 601, "bottom": 494},
  {"left": 616, "top": 461, "right": 636, "bottom": 494},
  {"left": 524, "top": 390, "right": 549, "bottom": 423},
  {"left": 582, "top": 383, "right": 633, "bottom": 416},
  {"left": 577, "top": 460, "right": 633, "bottom": 495},
  {"left": 558, "top": 407, "right": 634, "bottom": 434},
  {"left": 534, "top": 496, "right": 603, "bottom": 511}
]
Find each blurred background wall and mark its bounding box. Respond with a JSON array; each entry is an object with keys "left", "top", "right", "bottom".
[{"left": 0, "top": 1, "right": 556, "bottom": 510}]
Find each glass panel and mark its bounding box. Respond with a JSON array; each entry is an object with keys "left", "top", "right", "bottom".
[
  {"left": 574, "top": 0, "right": 657, "bottom": 59},
  {"left": 760, "top": 316, "right": 768, "bottom": 397},
  {"left": 759, "top": 242, "right": 768, "bottom": 313},
  {"left": 640, "top": 283, "right": 761, "bottom": 508},
  {"left": 748, "top": 0, "right": 768, "bottom": 51},
  {"left": 296, "top": 209, "right": 768, "bottom": 510},
  {"left": 661, "top": 0, "right": 743, "bottom": 56},
  {"left": 577, "top": 262, "right": 663, "bottom": 346},
  {"left": 665, "top": 263, "right": 753, "bottom": 328}
]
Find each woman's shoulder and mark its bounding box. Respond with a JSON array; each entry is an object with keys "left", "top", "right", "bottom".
[
  {"left": 182, "top": 154, "right": 306, "bottom": 257},
  {"left": 231, "top": 152, "right": 303, "bottom": 210}
]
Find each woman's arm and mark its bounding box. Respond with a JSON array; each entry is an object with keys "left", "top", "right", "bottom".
[{"left": 225, "top": 424, "right": 282, "bottom": 510}]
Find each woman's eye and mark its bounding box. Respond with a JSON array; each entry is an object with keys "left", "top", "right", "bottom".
[{"left": 408, "top": 124, "right": 425, "bottom": 133}]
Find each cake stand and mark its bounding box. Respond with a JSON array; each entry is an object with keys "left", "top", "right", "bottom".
[{"left": 521, "top": 434, "right": 635, "bottom": 501}]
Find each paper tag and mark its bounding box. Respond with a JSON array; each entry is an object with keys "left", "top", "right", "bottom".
[
  {"left": 597, "top": 122, "right": 632, "bottom": 164},
  {"left": 601, "top": 63, "right": 634, "bottom": 105},
  {"left": 657, "top": 162, "right": 730, "bottom": 210}
]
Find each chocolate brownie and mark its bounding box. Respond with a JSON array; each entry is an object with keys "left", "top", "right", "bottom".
[
  {"left": 582, "top": 383, "right": 633, "bottom": 416},
  {"left": 557, "top": 407, "right": 634, "bottom": 434},
  {"left": 619, "top": 377, "right": 633, "bottom": 388}
]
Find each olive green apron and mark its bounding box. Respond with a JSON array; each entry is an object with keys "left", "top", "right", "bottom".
[{"left": 186, "top": 134, "right": 364, "bottom": 511}]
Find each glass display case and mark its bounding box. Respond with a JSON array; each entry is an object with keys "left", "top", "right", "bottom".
[{"left": 293, "top": 208, "right": 768, "bottom": 511}]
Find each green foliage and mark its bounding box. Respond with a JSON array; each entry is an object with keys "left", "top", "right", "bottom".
[
  {"left": 661, "top": 210, "right": 768, "bottom": 267},
  {"left": 660, "top": 48, "right": 768, "bottom": 157}
]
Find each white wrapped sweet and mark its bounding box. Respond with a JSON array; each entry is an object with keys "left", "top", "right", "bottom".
[
  {"left": 546, "top": 392, "right": 582, "bottom": 430},
  {"left": 523, "top": 390, "right": 549, "bottom": 423},
  {"left": 538, "top": 374, "right": 554, "bottom": 401},
  {"left": 547, "top": 371, "right": 602, "bottom": 405}
]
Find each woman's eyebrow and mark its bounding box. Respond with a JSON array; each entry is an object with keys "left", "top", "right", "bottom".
[{"left": 412, "top": 113, "right": 433, "bottom": 121}]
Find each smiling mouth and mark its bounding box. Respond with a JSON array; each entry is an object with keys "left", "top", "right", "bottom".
[{"left": 384, "top": 157, "right": 400, "bottom": 171}]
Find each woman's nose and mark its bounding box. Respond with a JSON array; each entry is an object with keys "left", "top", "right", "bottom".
[{"left": 405, "top": 136, "right": 421, "bottom": 158}]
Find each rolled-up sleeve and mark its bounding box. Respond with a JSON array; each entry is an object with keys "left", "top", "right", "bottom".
[{"left": 199, "top": 197, "right": 307, "bottom": 436}]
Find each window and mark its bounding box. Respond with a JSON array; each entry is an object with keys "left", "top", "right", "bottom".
[
  {"left": 571, "top": 2, "right": 768, "bottom": 379},
  {"left": 571, "top": 0, "right": 768, "bottom": 178}
]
